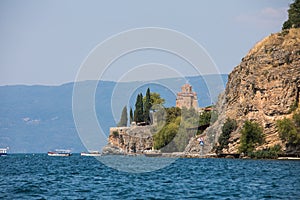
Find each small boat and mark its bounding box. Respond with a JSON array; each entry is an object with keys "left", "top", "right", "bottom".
[
  {"left": 48, "top": 149, "right": 71, "bottom": 157},
  {"left": 81, "top": 151, "right": 101, "bottom": 156},
  {"left": 0, "top": 148, "right": 8, "bottom": 156},
  {"left": 278, "top": 157, "right": 300, "bottom": 160},
  {"left": 144, "top": 153, "right": 162, "bottom": 157},
  {"left": 144, "top": 150, "right": 162, "bottom": 157}
]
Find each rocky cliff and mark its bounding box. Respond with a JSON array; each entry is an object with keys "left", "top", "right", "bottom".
[
  {"left": 102, "top": 126, "right": 154, "bottom": 154},
  {"left": 186, "top": 28, "right": 300, "bottom": 154}
]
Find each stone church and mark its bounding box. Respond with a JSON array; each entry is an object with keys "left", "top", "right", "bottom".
[{"left": 176, "top": 83, "right": 198, "bottom": 109}]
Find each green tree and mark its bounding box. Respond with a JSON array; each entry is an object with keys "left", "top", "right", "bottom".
[
  {"left": 129, "top": 107, "right": 133, "bottom": 124},
  {"left": 276, "top": 114, "right": 300, "bottom": 145},
  {"left": 144, "top": 88, "right": 152, "bottom": 124},
  {"left": 249, "top": 144, "right": 282, "bottom": 159},
  {"left": 282, "top": 0, "right": 300, "bottom": 30},
  {"left": 153, "top": 121, "right": 179, "bottom": 151},
  {"left": 217, "top": 118, "right": 237, "bottom": 153},
  {"left": 293, "top": 111, "right": 300, "bottom": 127},
  {"left": 198, "top": 111, "right": 211, "bottom": 126},
  {"left": 165, "top": 107, "right": 181, "bottom": 124},
  {"left": 239, "top": 120, "right": 264, "bottom": 154},
  {"left": 146, "top": 92, "right": 165, "bottom": 107},
  {"left": 134, "top": 93, "right": 144, "bottom": 123},
  {"left": 117, "top": 106, "right": 128, "bottom": 127}
]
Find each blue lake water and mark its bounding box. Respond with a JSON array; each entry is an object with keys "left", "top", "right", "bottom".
[{"left": 1, "top": 154, "right": 300, "bottom": 199}]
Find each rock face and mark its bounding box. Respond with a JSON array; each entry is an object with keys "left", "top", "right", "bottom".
[
  {"left": 102, "top": 126, "right": 154, "bottom": 154},
  {"left": 186, "top": 28, "right": 300, "bottom": 154}
]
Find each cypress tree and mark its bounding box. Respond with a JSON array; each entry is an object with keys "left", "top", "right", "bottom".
[
  {"left": 117, "top": 106, "right": 128, "bottom": 127},
  {"left": 134, "top": 93, "right": 144, "bottom": 123},
  {"left": 144, "top": 88, "right": 152, "bottom": 124},
  {"left": 129, "top": 107, "right": 133, "bottom": 124}
]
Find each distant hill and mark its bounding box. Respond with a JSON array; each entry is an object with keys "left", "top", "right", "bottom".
[{"left": 0, "top": 75, "right": 227, "bottom": 153}]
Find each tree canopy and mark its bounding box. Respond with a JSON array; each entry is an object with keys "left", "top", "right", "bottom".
[
  {"left": 277, "top": 111, "right": 300, "bottom": 145},
  {"left": 129, "top": 107, "right": 133, "bottom": 124},
  {"left": 143, "top": 88, "right": 152, "bottom": 124},
  {"left": 134, "top": 93, "right": 144, "bottom": 123},
  {"left": 117, "top": 106, "right": 128, "bottom": 127},
  {"left": 239, "top": 120, "right": 264, "bottom": 154},
  {"left": 132, "top": 89, "right": 166, "bottom": 124},
  {"left": 282, "top": 0, "right": 300, "bottom": 30},
  {"left": 216, "top": 118, "right": 237, "bottom": 153},
  {"left": 143, "top": 92, "right": 165, "bottom": 107}
]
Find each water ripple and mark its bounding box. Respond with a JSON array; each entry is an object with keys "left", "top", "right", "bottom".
[{"left": 0, "top": 155, "right": 300, "bottom": 199}]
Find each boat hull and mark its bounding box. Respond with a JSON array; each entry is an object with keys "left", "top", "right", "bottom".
[
  {"left": 0, "top": 148, "right": 8, "bottom": 156},
  {"left": 81, "top": 152, "right": 101, "bottom": 156},
  {"left": 48, "top": 152, "right": 71, "bottom": 157}
]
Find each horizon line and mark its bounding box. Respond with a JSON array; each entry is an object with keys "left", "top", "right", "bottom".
[{"left": 0, "top": 73, "right": 228, "bottom": 87}]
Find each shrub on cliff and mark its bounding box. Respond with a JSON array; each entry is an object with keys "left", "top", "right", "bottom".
[
  {"left": 249, "top": 145, "right": 282, "bottom": 159},
  {"left": 153, "top": 120, "right": 179, "bottom": 150},
  {"left": 153, "top": 107, "right": 215, "bottom": 152},
  {"left": 216, "top": 118, "right": 237, "bottom": 153},
  {"left": 277, "top": 111, "right": 300, "bottom": 145},
  {"left": 238, "top": 120, "right": 264, "bottom": 154},
  {"left": 282, "top": 0, "right": 300, "bottom": 30}
]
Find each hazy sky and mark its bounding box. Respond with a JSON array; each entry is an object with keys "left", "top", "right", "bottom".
[{"left": 0, "top": 0, "right": 292, "bottom": 85}]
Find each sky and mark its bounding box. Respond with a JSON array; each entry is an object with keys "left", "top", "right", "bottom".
[{"left": 0, "top": 0, "right": 293, "bottom": 86}]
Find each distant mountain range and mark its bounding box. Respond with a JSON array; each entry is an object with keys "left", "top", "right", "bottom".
[{"left": 0, "top": 75, "right": 227, "bottom": 153}]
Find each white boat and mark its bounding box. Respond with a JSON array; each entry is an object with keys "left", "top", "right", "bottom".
[
  {"left": 278, "top": 157, "right": 300, "bottom": 160},
  {"left": 81, "top": 151, "right": 101, "bottom": 156},
  {"left": 48, "top": 149, "right": 71, "bottom": 157},
  {"left": 0, "top": 148, "right": 8, "bottom": 156}
]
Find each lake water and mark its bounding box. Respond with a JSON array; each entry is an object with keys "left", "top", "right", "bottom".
[{"left": 1, "top": 154, "right": 300, "bottom": 199}]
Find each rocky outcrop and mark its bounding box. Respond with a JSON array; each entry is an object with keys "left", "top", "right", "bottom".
[
  {"left": 102, "top": 126, "right": 154, "bottom": 154},
  {"left": 186, "top": 28, "right": 300, "bottom": 154}
]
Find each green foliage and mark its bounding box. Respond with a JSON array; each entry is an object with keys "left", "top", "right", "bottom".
[
  {"left": 282, "top": 0, "right": 300, "bottom": 30},
  {"left": 112, "top": 131, "right": 119, "bottom": 137},
  {"left": 216, "top": 118, "right": 237, "bottom": 153},
  {"left": 132, "top": 89, "right": 166, "bottom": 124},
  {"left": 289, "top": 100, "right": 298, "bottom": 113},
  {"left": 117, "top": 106, "right": 128, "bottom": 127},
  {"left": 277, "top": 112, "right": 300, "bottom": 145},
  {"left": 277, "top": 118, "right": 297, "bottom": 142},
  {"left": 293, "top": 111, "right": 300, "bottom": 127},
  {"left": 153, "top": 107, "right": 182, "bottom": 151},
  {"left": 153, "top": 121, "right": 179, "bottom": 150},
  {"left": 129, "top": 107, "right": 133, "bottom": 124},
  {"left": 238, "top": 120, "right": 264, "bottom": 154},
  {"left": 165, "top": 107, "right": 181, "bottom": 124},
  {"left": 210, "top": 110, "right": 218, "bottom": 124},
  {"left": 198, "top": 111, "right": 211, "bottom": 126},
  {"left": 249, "top": 145, "right": 282, "bottom": 159},
  {"left": 153, "top": 106, "right": 216, "bottom": 152},
  {"left": 134, "top": 93, "right": 144, "bottom": 123},
  {"left": 181, "top": 107, "right": 198, "bottom": 124},
  {"left": 144, "top": 92, "right": 165, "bottom": 107},
  {"left": 143, "top": 88, "right": 152, "bottom": 124}
]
